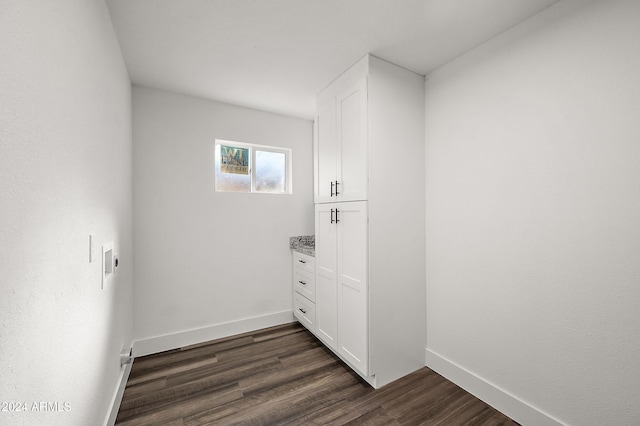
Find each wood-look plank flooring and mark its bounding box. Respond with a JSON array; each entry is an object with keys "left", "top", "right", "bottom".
[{"left": 116, "top": 323, "right": 519, "bottom": 425}]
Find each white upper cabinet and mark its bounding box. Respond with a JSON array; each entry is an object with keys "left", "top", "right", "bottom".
[{"left": 315, "top": 76, "right": 367, "bottom": 203}]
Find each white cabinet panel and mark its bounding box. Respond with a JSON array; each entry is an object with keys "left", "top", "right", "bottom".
[
  {"left": 293, "top": 268, "right": 315, "bottom": 302},
  {"left": 315, "top": 100, "right": 338, "bottom": 203},
  {"left": 337, "top": 78, "right": 368, "bottom": 202},
  {"left": 314, "top": 204, "right": 338, "bottom": 350},
  {"left": 336, "top": 201, "right": 368, "bottom": 375},
  {"left": 294, "top": 292, "right": 316, "bottom": 333},
  {"left": 315, "top": 77, "right": 367, "bottom": 203},
  {"left": 293, "top": 251, "right": 314, "bottom": 274}
]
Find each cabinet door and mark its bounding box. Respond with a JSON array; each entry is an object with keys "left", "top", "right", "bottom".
[
  {"left": 337, "top": 77, "right": 368, "bottom": 202},
  {"left": 336, "top": 201, "right": 368, "bottom": 374},
  {"left": 314, "top": 100, "right": 338, "bottom": 203},
  {"left": 314, "top": 203, "right": 338, "bottom": 350}
]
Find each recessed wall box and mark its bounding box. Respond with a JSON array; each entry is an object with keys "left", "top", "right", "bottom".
[{"left": 102, "top": 242, "right": 114, "bottom": 289}]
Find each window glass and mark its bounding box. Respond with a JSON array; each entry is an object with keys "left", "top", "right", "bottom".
[
  {"left": 214, "top": 140, "right": 291, "bottom": 194},
  {"left": 215, "top": 144, "right": 251, "bottom": 192},
  {"left": 255, "top": 150, "right": 286, "bottom": 193}
]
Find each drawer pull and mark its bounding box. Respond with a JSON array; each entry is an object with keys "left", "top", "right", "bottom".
[
  {"left": 298, "top": 280, "right": 306, "bottom": 285},
  {"left": 299, "top": 308, "right": 307, "bottom": 314},
  {"left": 298, "top": 259, "right": 306, "bottom": 264}
]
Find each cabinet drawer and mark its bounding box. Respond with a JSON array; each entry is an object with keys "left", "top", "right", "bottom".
[
  {"left": 293, "top": 251, "right": 315, "bottom": 273},
  {"left": 293, "top": 268, "right": 315, "bottom": 302},
  {"left": 294, "top": 293, "right": 316, "bottom": 333}
]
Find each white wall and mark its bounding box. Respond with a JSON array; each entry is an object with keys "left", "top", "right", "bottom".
[
  {"left": 424, "top": 0, "right": 640, "bottom": 425},
  {"left": 0, "top": 1, "right": 133, "bottom": 425},
  {"left": 132, "top": 86, "right": 314, "bottom": 349}
]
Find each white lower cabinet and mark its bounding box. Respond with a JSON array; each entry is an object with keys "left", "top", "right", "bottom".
[
  {"left": 292, "top": 251, "right": 316, "bottom": 334},
  {"left": 315, "top": 201, "right": 368, "bottom": 376},
  {"left": 293, "top": 251, "right": 315, "bottom": 302}
]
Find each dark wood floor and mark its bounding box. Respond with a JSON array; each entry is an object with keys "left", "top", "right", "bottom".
[{"left": 116, "top": 322, "right": 519, "bottom": 425}]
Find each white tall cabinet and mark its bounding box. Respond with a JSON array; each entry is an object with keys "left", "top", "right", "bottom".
[{"left": 313, "top": 54, "right": 426, "bottom": 388}]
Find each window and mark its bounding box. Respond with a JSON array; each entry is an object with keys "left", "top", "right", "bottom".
[{"left": 215, "top": 139, "right": 292, "bottom": 194}]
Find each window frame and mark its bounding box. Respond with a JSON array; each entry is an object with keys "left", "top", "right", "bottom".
[{"left": 214, "top": 139, "right": 292, "bottom": 194}]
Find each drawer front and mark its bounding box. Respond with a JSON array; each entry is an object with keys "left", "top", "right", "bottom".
[
  {"left": 294, "top": 293, "right": 316, "bottom": 334},
  {"left": 293, "top": 251, "right": 315, "bottom": 273},
  {"left": 293, "top": 268, "right": 315, "bottom": 302}
]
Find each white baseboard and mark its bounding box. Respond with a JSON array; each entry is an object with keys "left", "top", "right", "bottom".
[
  {"left": 425, "top": 348, "right": 565, "bottom": 426},
  {"left": 133, "top": 310, "right": 295, "bottom": 357},
  {"left": 104, "top": 354, "right": 134, "bottom": 426}
]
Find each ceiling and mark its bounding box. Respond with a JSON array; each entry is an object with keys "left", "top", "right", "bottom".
[{"left": 106, "top": 0, "right": 559, "bottom": 120}]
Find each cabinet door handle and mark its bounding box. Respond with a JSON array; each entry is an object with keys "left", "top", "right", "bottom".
[
  {"left": 299, "top": 308, "right": 307, "bottom": 314},
  {"left": 335, "top": 180, "right": 340, "bottom": 195},
  {"left": 298, "top": 280, "right": 306, "bottom": 285},
  {"left": 298, "top": 259, "right": 306, "bottom": 264},
  {"left": 330, "top": 208, "right": 335, "bottom": 224},
  {"left": 335, "top": 209, "right": 340, "bottom": 223},
  {"left": 330, "top": 181, "right": 334, "bottom": 197}
]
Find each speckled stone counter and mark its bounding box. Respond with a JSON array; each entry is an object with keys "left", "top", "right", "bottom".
[{"left": 289, "top": 235, "right": 315, "bottom": 257}]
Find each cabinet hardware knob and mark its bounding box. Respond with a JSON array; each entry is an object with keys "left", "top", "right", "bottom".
[
  {"left": 335, "top": 180, "right": 340, "bottom": 195},
  {"left": 330, "top": 181, "right": 334, "bottom": 197},
  {"left": 335, "top": 209, "right": 340, "bottom": 223},
  {"left": 298, "top": 259, "right": 306, "bottom": 264},
  {"left": 331, "top": 208, "right": 335, "bottom": 224},
  {"left": 298, "top": 280, "right": 306, "bottom": 285},
  {"left": 299, "top": 308, "right": 307, "bottom": 314}
]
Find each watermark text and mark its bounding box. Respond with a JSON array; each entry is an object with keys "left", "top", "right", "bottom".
[{"left": 1, "top": 401, "right": 71, "bottom": 412}]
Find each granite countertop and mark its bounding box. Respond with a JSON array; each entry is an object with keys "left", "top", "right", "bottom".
[{"left": 290, "top": 235, "right": 315, "bottom": 257}]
